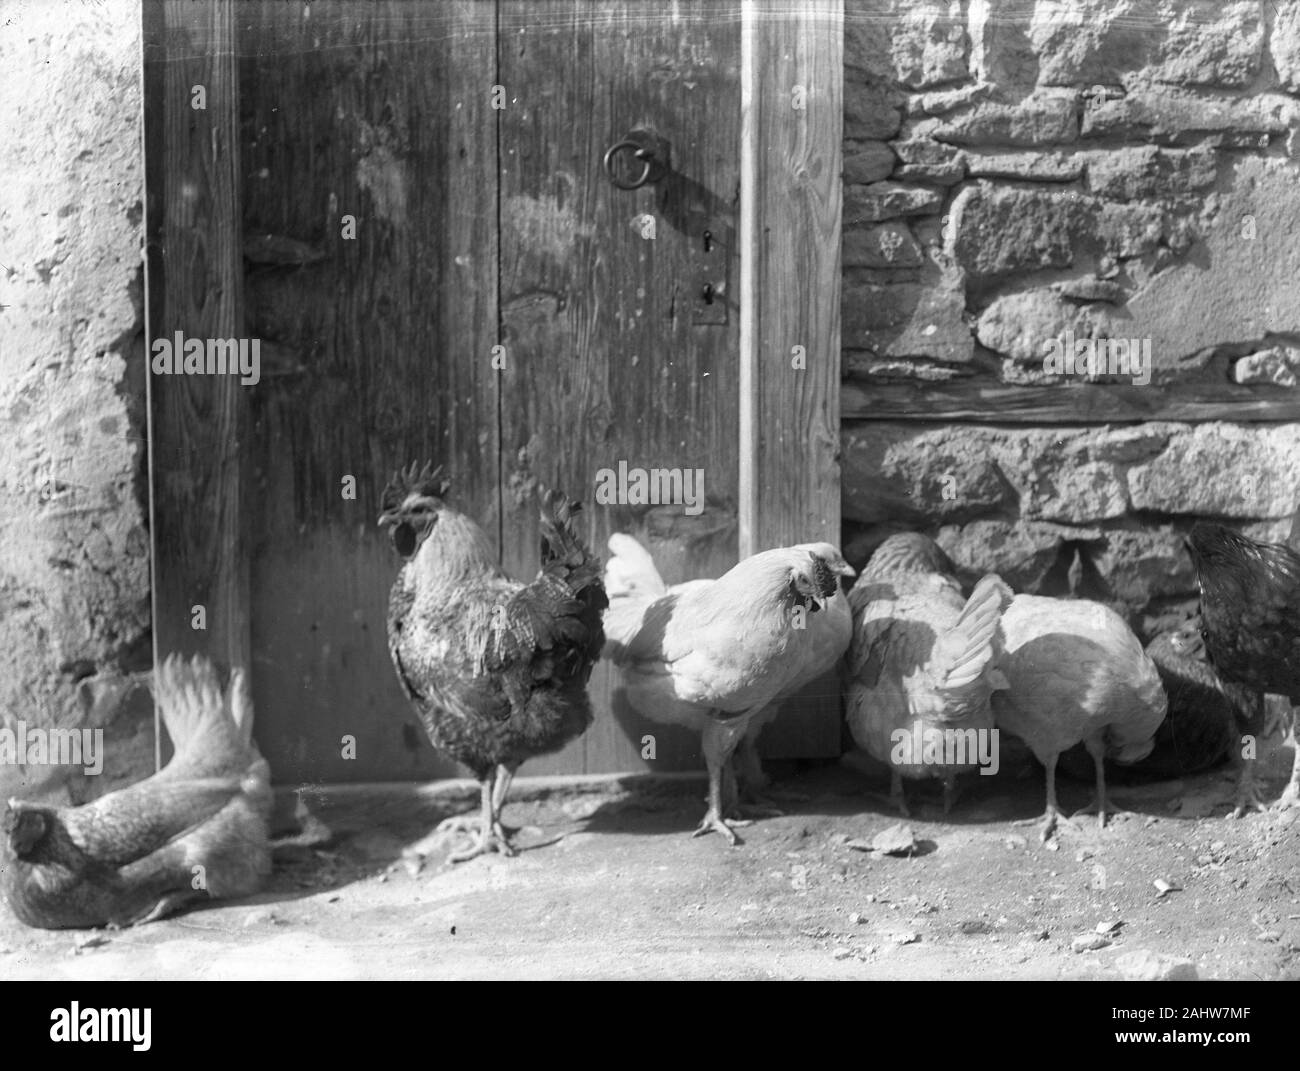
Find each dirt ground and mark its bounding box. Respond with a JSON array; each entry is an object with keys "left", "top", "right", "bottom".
[{"left": 2, "top": 746, "right": 1298, "bottom": 981}]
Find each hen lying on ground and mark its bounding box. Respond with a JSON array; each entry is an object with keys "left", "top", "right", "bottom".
[
  {"left": 991, "top": 596, "right": 1166, "bottom": 840},
  {"left": 380, "top": 463, "right": 606, "bottom": 863},
  {"left": 1189, "top": 522, "right": 1300, "bottom": 812},
  {"left": 603, "top": 539, "right": 851, "bottom": 844},
  {"left": 1, "top": 655, "right": 271, "bottom": 929},
  {"left": 845, "top": 533, "right": 1013, "bottom": 815}
]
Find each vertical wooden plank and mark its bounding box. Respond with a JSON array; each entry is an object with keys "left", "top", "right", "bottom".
[
  {"left": 236, "top": 1, "right": 500, "bottom": 783},
  {"left": 498, "top": 1, "right": 743, "bottom": 773},
  {"left": 144, "top": 0, "right": 250, "bottom": 681},
  {"left": 746, "top": 0, "right": 844, "bottom": 757}
]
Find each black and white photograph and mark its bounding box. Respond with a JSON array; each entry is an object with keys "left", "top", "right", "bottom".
[{"left": 0, "top": 0, "right": 1297, "bottom": 1011}]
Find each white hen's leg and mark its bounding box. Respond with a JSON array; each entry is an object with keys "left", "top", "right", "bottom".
[
  {"left": 1275, "top": 706, "right": 1300, "bottom": 810},
  {"left": 1084, "top": 743, "right": 1110, "bottom": 831},
  {"left": 1071, "top": 739, "right": 1134, "bottom": 830},
  {"left": 942, "top": 774, "right": 961, "bottom": 815},
  {"left": 736, "top": 733, "right": 769, "bottom": 796},
  {"left": 1230, "top": 752, "right": 1267, "bottom": 817},
  {"left": 694, "top": 718, "right": 749, "bottom": 845},
  {"left": 1039, "top": 754, "right": 1072, "bottom": 841},
  {"left": 890, "top": 769, "right": 911, "bottom": 817},
  {"left": 729, "top": 729, "right": 785, "bottom": 819}
]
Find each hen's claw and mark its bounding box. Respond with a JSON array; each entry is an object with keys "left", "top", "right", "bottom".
[
  {"left": 1272, "top": 779, "right": 1300, "bottom": 812},
  {"left": 692, "top": 809, "right": 742, "bottom": 846},
  {"left": 1019, "top": 806, "right": 1074, "bottom": 842},
  {"left": 1071, "top": 797, "right": 1129, "bottom": 831},
  {"left": 729, "top": 799, "right": 785, "bottom": 820},
  {"left": 1230, "top": 764, "right": 1269, "bottom": 817}
]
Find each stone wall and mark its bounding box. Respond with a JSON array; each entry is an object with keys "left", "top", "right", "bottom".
[
  {"left": 842, "top": 0, "right": 1300, "bottom": 630},
  {"left": 0, "top": 0, "right": 153, "bottom": 803}
]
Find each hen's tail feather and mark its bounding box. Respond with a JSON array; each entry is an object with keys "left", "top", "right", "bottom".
[
  {"left": 933, "top": 574, "right": 1014, "bottom": 709},
  {"left": 154, "top": 654, "right": 255, "bottom": 769},
  {"left": 601, "top": 533, "right": 669, "bottom": 656},
  {"left": 605, "top": 533, "right": 667, "bottom": 602}
]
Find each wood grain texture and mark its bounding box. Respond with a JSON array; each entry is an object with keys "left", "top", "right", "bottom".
[
  {"left": 746, "top": 0, "right": 843, "bottom": 757},
  {"left": 236, "top": 1, "right": 499, "bottom": 783},
  {"left": 497, "top": 1, "right": 743, "bottom": 774},
  {"left": 842, "top": 379, "right": 1300, "bottom": 424},
  {"left": 145, "top": 0, "right": 250, "bottom": 677}
]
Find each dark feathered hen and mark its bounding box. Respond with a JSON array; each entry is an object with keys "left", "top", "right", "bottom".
[
  {"left": 379, "top": 463, "right": 607, "bottom": 862},
  {"left": 1, "top": 655, "right": 271, "bottom": 929},
  {"left": 1189, "top": 523, "right": 1300, "bottom": 811}
]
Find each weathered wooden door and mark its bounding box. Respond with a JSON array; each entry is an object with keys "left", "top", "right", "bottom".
[{"left": 147, "top": 0, "right": 840, "bottom": 784}]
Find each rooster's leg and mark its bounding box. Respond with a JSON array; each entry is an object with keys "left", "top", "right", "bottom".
[
  {"left": 694, "top": 718, "right": 749, "bottom": 845},
  {"left": 447, "top": 776, "right": 516, "bottom": 864},
  {"left": 490, "top": 763, "right": 519, "bottom": 840},
  {"left": 889, "top": 769, "right": 911, "bottom": 817}
]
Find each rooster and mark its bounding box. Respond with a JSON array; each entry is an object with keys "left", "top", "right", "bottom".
[
  {"left": 845, "top": 534, "right": 1013, "bottom": 815},
  {"left": 1189, "top": 523, "right": 1300, "bottom": 811},
  {"left": 379, "top": 463, "right": 606, "bottom": 863},
  {"left": 991, "top": 596, "right": 1167, "bottom": 840},
  {"left": 1, "top": 655, "right": 271, "bottom": 929},
  {"left": 603, "top": 539, "right": 851, "bottom": 843}
]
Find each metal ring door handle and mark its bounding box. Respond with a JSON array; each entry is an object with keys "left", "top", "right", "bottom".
[{"left": 603, "top": 139, "right": 656, "bottom": 190}]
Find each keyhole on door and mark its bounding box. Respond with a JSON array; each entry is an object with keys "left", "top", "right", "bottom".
[
  {"left": 703, "top": 229, "right": 713, "bottom": 253},
  {"left": 701, "top": 283, "right": 715, "bottom": 304}
]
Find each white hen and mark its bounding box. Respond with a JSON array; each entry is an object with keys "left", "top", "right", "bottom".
[{"left": 604, "top": 535, "right": 854, "bottom": 842}]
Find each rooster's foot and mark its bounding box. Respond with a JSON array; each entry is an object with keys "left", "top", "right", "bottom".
[
  {"left": 403, "top": 815, "right": 515, "bottom": 862},
  {"left": 434, "top": 814, "right": 479, "bottom": 837},
  {"left": 692, "top": 808, "right": 743, "bottom": 846},
  {"left": 447, "top": 827, "right": 516, "bottom": 864}
]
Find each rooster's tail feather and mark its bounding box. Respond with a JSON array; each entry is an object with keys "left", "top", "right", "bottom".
[{"left": 537, "top": 487, "right": 608, "bottom": 650}]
